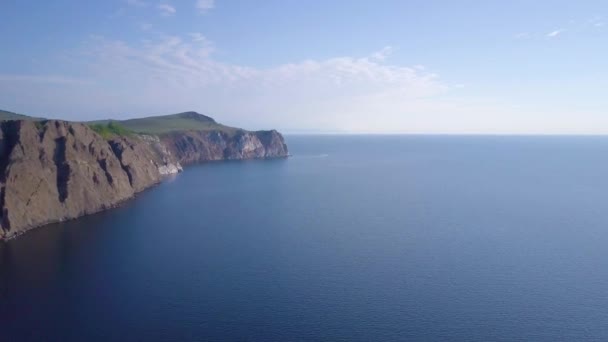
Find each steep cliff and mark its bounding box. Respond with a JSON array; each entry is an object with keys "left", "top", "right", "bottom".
[
  {"left": 0, "top": 113, "right": 288, "bottom": 240},
  {"left": 163, "top": 129, "right": 288, "bottom": 165},
  {"left": 0, "top": 120, "right": 180, "bottom": 239},
  {"left": 92, "top": 111, "right": 289, "bottom": 164}
]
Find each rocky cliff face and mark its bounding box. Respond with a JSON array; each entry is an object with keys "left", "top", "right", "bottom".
[
  {"left": 162, "top": 129, "right": 288, "bottom": 165},
  {"left": 0, "top": 120, "right": 288, "bottom": 240}
]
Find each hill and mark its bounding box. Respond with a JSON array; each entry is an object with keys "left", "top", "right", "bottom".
[
  {"left": 0, "top": 109, "right": 241, "bottom": 135},
  {"left": 0, "top": 109, "right": 43, "bottom": 121},
  {"left": 89, "top": 111, "right": 239, "bottom": 135}
]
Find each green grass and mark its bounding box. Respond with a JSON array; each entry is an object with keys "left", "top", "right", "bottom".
[
  {"left": 1, "top": 109, "right": 243, "bottom": 136},
  {"left": 89, "top": 111, "right": 240, "bottom": 135},
  {"left": 0, "top": 109, "right": 43, "bottom": 121},
  {"left": 89, "top": 121, "right": 133, "bottom": 139}
]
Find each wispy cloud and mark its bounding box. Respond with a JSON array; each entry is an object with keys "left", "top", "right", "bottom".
[
  {"left": 158, "top": 3, "right": 176, "bottom": 16},
  {"left": 196, "top": 0, "right": 214, "bottom": 13},
  {"left": 5, "top": 32, "right": 600, "bottom": 133},
  {"left": 189, "top": 32, "right": 212, "bottom": 45},
  {"left": 517, "top": 15, "right": 607, "bottom": 41},
  {"left": 14, "top": 34, "right": 457, "bottom": 130},
  {"left": 589, "top": 16, "right": 605, "bottom": 27},
  {"left": 370, "top": 46, "right": 394, "bottom": 61},
  {"left": 546, "top": 29, "right": 563, "bottom": 38},
  {"left": 80, "top": 35, "right": 442, "bottom": 95}
]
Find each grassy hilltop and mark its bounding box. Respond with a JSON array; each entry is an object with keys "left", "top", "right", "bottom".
[
  {"left": 88, "top": 111, "right": 239, "bottom": 135},
  {"left": 0, "top": 109, "right": 43, "bottom": 121},
  {"left": 0, "top": 110, "right": 241, "bottom": 137}
]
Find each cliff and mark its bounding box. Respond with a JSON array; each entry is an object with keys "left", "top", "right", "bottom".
[
  {"left": 162, "top": 129, "right": 288, "bottom": 164},
  {"left": 0, "top": 113, "right": 288, "bottom": 240}
]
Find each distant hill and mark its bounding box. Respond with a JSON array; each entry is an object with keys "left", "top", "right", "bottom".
[
  {"left": 0, "top": 109, "right": 241, "bottom": 135},
  {"left": 0, "top": 109, "right": 43, "bottom": 121},
  {"left": 88, "top": 111, "right": 239, "bottom": 135}
]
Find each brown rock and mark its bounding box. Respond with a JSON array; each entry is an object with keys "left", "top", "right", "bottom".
[
  {"left": 0, "top": 119, "right": 288, "bottom": 240},
  {"left": 0, "top": 120, "right": 133, "bottom": 239},
  {"left": 162, "top": 129, "right": 289, "bottom": 165}
]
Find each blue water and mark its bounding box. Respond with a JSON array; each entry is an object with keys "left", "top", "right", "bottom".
[{"left": 3, "top": 135, "right": 608, "bottom": 341}]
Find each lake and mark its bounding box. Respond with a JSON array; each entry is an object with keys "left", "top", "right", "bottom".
[{"left": 3, "top": 135, "right": 608, "bottom": 341}]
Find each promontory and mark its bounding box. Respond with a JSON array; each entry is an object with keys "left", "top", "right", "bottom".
[{"left": 0, "top": 110, "right": 288, "bottom": 240}]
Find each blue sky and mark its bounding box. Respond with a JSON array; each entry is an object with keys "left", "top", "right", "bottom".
[{"left": 0, "top": 0, "right": 607, "bottom": 133}]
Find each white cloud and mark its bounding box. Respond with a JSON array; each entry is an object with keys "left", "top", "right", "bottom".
[
  {"left": 196, "top": 0, "right": 214, "bottom": 13},
  {"left": 81, "top": 36, "right": 442, "bottom": 96},
  {"left": 4, "top": 33, "right": 606, "bottom": 134},
  {"left": 370, "top": 46, "right": 393, "bottom": 61},
  {"left": 546, "top": 29, "right": 563, "bottom": 38},
  {"left": 517, "top": 15, "right": 608, "bottom": 41},
  {"left": 189, "top": 32, "right": 208, "bottom": 42},
  {"left": 12, "top": 34, "right": 456, "bottom": 131},
  {"left": 158, "top": 3, "right": 176, "bottom": 16},
  {"left": 588, "top": 16, "right": 605, "bottom": 28}
]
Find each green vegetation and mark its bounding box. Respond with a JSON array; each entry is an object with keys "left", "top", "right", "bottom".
[
  {"left": 88, "top": 111, "right": 239, "bottom": 135},
  {"left": 0, "top": 109, "right": 242, "bottom": 136},
  {"left": 101, "top": 112, "right": 239, "bottom": 135},
  {"left": 0, "top": 109, "right": 43, "bottom": 121},
  {"left": 89, "top": 121, "right": 133, "bottom": 138}
]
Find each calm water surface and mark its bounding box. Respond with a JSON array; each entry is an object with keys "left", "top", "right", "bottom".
[{"left": 3, "top": 136, "right": 608, "bottom": 341}]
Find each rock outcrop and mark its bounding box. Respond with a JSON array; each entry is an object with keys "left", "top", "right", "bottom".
[
  {"left": 0, "top": 119, "right": 288, "bottom": 240},
  {"left": 162, "top": 129, "right": 288, "bottom": 165}
]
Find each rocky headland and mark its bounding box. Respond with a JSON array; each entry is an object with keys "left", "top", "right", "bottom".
[{"left": 0, "top": 111, "right": 288, "bottom": 240}]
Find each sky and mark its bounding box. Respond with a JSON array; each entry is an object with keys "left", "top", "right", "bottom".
[{"left": 0, "top": 0, "right": 607, "bottom": 134}]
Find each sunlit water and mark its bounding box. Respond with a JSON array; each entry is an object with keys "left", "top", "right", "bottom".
[{"left": 3, "top": 135, "right": 608, "bottom": 341}]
